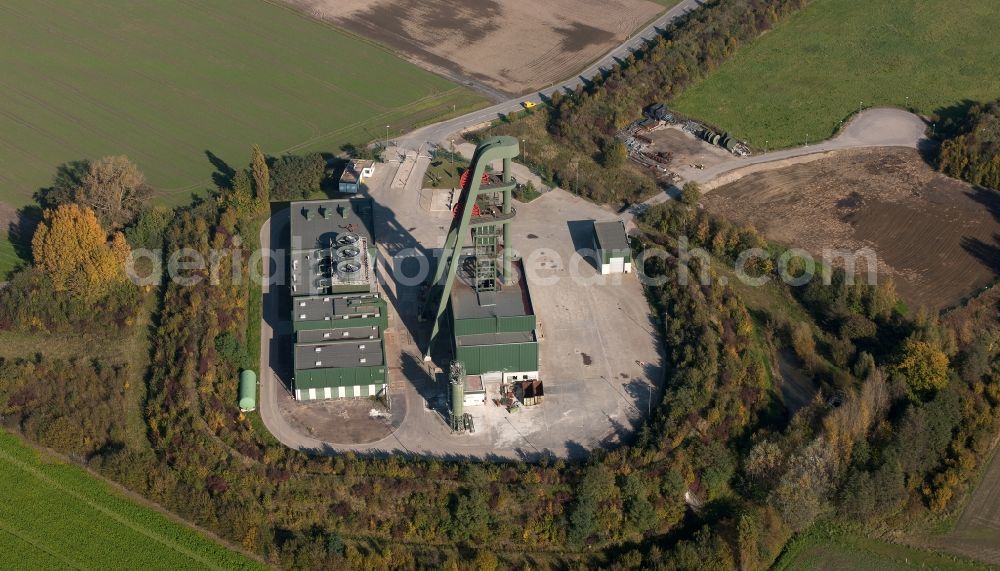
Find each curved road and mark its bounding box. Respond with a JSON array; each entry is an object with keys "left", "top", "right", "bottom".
[{"left": 642, "top": 107, "right": 930, "bottom": 206}]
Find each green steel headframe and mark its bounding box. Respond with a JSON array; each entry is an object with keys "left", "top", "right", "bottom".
[{"left": 423, "top": 136, "right": 520, "bottom": 361}]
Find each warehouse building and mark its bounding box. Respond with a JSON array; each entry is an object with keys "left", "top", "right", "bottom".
[
  {"left": 289, "top": 198, "right": 387, "bottom": 401},
  {"left": 592, "top": 220, "right": 632, "bottom": 274},
  {"left": 449, "top": 257, "right": 539, "bottom": 384}
]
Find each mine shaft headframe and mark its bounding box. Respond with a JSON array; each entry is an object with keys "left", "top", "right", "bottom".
[{"left": 423, "top": 136, "right": 520, "bottom": 362}]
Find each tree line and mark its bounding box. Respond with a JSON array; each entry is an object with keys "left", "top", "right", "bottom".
[
  {"left": 1, "top": 152, "right": 998, "bottom": 569},
  {"left": 936, "top": 98, "right": 1000, "bottom": 190}
]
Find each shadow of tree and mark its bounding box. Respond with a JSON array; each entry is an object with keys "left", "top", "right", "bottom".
[
  {"left": 8, "top": 205, "right": 41, "bottom": 263},
  {"left": 962, "top": 186, "right": 1000, "bottom": 275},
  {"left": 33, "top": 159, "right": 90, "bottom": 209},
  {"left": 205, "top": 150, "right": 235, "bottom": 190}
]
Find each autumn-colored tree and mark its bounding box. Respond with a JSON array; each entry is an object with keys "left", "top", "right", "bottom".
[
  {"left": 31, "top": 204, "right": 130, "bottom": 297},
  {"left": 250, "top": 144, "right": 270, "bottom": 203},
  {"left": 77, "top": 155, "right": 152, "bottom": 229},
  {"left": 896, "top": 338, "right": 950, "bottom": 398}
]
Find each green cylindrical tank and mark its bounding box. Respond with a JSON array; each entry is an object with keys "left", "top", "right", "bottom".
[
  {"left": 239, "top": 370, "right": 257, "bottom": 412},
  {"left": 450, "top": 379, "right": 464, "bottom": 425}
]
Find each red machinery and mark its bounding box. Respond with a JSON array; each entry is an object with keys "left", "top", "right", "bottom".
[{"left": 452, "top": 170, "right": 490, "bottom": 218}]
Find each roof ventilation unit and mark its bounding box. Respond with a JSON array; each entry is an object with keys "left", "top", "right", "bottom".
[
  {"left": 336, "top": 260, "right": 362, "bottom": 281},
  {"left": 337, "top": 233, "right": 360, "bottom": 246},
  {"left": 336, "top": 244, "right": 361, "bottom": 261}
]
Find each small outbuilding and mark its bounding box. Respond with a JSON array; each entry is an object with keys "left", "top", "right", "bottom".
[
  {"left": 339, "top": 160, "right": 375, "bottom": 194},
  {"left": 464, "top": 375, "right": 487, "bottom": 407},
  {"left": 592, "top": 220, "right": 632, "bottom": 274},
  {"left": 239, "top": 370, "right": 257, "bottom": 412}
]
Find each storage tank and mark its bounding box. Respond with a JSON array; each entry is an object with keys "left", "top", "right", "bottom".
[
  {"left": 450, "top": 378, "right": 465, "bottom": 429},
  {"left": 239, "top": 370, "right": 257, "bottom": 412}
]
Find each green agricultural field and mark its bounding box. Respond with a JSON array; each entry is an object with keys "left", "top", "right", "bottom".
[
  {"left": 772, "top": 530, "right": 990, "bottom": 571},
  {"left": 671, "top": 0, "right": 1000, "bottom": 148},
  {"left": 0, "top": 0, "right": 486, "bottom": 275},
  {"left": 0, "top": 432, "right": 261, "bottom": 569},
  {"left": 0, "top": 234, "right": 22, "bottom": 277}
]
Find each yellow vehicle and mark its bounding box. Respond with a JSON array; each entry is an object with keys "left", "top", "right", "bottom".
[{"left": 521, "top": 100, "right": 537, "bottom": 110}]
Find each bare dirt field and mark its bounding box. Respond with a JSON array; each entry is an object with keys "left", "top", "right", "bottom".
[
  {"left": 647, "top": 126, "right": 733, "bottom": 171},
  {"left": 279, "top": 398, "right": 397, "bottom": 444},
  {"left": 703, "top": 148, "right": 1000, "bottom": 310},
  {"left": 285, "top": 0, "right": 664, "bottom": 96}
]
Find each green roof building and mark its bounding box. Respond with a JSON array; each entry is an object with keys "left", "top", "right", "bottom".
[
  {"left": 288, "top": 198, "right": 387, "bottom": 401},
  {"left": 592, "top": 220, "right": 632, "bottom": 275},
  {"left": 449, "top": 257, "right": 539, "bottom": 383}
]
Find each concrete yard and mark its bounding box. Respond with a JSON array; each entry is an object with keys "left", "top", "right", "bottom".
[{"left": 259, "top": 143, "right": 664, "bottom": 459}]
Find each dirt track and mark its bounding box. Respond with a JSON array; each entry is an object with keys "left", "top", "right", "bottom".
[
  {"left": 703, "top": 148, "right": 1000, "bottom": 310},
  {"left": 285, "top": 0, "right": 663, "bottom": 96}
]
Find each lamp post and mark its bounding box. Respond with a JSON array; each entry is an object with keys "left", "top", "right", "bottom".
[
  {"left": 521, "top": 139, "right": 527, "bottom": 164},
  {"left": 385, "top": 125, "right": 389, "bottom": 151}
]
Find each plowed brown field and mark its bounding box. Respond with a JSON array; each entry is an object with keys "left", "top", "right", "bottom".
[
  {"left": 703, "top": 148, "right": 1000, "bottom": 310},
  {"left": 285, "top": 0, "right": 663, "bottom": 96}
]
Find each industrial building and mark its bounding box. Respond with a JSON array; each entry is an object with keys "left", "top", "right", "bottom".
[
  {"left": 592, "top": 220, "right": 632, "bottom": 274},
  {"left": 449, "top": 259, "right": 538, "bottom": 382},
  {"left": 423, "top": 137, "right": 540, "bottom": 425},
  {"left": 288, "top": 198, "right": 387, "bottom": 401}
]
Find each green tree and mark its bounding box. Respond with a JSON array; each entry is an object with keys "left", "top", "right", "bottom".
[
  {"left": 622, "top": 472, "right": 656, "bottom": 535},
  {"left": 449, "top": 489, "right": 489, "bottom": 543},
  {"left": 568, "top": 464, "right": 615, "bottom": 545},
  {"left": 601, "top": 139, "right": 627, "bottom": 168},
  {"left": 680, "top": 182, "right": 701, "bottom": 207},
  {"left": 270, "top": 153, "right": 326, "bottom": 200},
  {"left": 125, "top": 206, "right": 171, "bottom": 250},
  {"left": 250, "top": 144, "right": 270, "bottom": 203}
]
